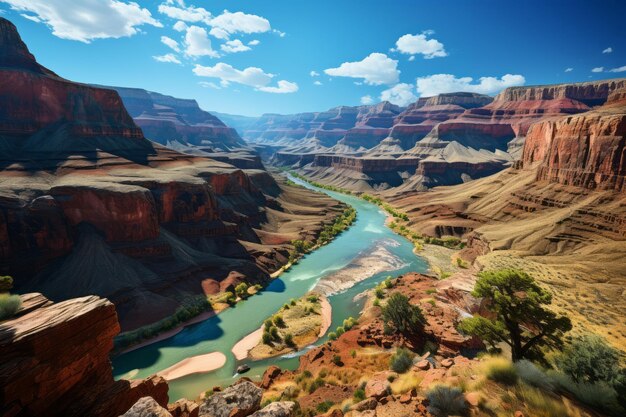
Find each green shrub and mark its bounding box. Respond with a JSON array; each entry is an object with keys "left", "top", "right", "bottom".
[
  {"left": 234, "top": 282, "right": 249, "bottom": 299},
  {"left": 0, "top": 293, "right": 21, "bottom": 320},
  {"left": 390, "top": 348, "right": 414, "bottom": 373},
  {"left": 270, "top": 326, "right": 280, "bottom": 340},
  {"left": 316, "top": 401, "right": 334, "bottom": 413},
  {"left": 273, "top": 315, "right": 285, "bottom": 327},
  {"left": 331, "top": 355, "right": 342, "bottom": 366},
  {"left": 353, "top": 388, "right": 365, "bottom": 401},
  {"left": 426, "top": 385, "right": 468, "bottom": 417},
  {"left": 374, "top": 287, "right": 384, "bottom": 299},
  {"left": 284, "top": 333, "right": 295, "bottom": 347},
  {"left": 381, "top": 292, "right": 425, "bottom": 335},
  {"left": 308, "top": 377, "right": 325, "bottom": 393},
  {"left": 262, "top": 331, "right": 272, "bottom": 345},
  {"left": 264, "top": 319, "right": 273, "bottom": 330},
  {"left": 549, "top": 371, "right": 625, "bottom": 416},
  {"left": 484, "top": 357, "right": 518, "bottom": 385},
  {"left": 0, "top": 276, "right": 13, "bottom": 292},
  {"left": 328, "top": 332, "right": 337, "bottom": 341},
  {"left": 515, "top": 360, "right": 554, "bottom": 391},
  {"left": 384, "top": 277, "right": 393, "bottom": 288},
  {"left": 556, "top": 334, "right": 621, "bottom": 384},
  {"left": 290, "top": 299, "right": 297, "bottom": 306}
]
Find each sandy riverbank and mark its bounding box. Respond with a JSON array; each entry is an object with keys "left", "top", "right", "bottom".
[
  {"left": 231, "top": 295, "right": 333, "bottom": 361},
  {"left": 231, "top": 327, "right": 264, "bottom": 360},
  {"left": 157, "top": 352, "right": 227, "bottom": 381}
]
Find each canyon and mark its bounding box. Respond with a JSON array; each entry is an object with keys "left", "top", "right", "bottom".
[
  {"left": 0, "top": 17, "right": 344, "bottom": 333},
  {"left": 0, "top": 9, "right": 625, "bottom": 417},
  {"left": 239, "top": 79, "right": 626, "bottom": 192}
]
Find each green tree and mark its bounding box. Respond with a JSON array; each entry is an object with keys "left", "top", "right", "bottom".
[
  {"left": 234, "top": 282, "right": 249, "bottom": 299},
  {"left": 0, "top": 276, "right": 13, "bottom": 292},
  {"left": 381, "top": 292, "right": 425, "bottom": 335},
  {"left": 557, "top": 335, "right": 622, "bottom": 384},
  {"left": 459, "top": 269, "right": 571, "bottom": 361}
]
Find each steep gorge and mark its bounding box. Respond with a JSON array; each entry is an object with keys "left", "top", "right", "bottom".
[{"left": 0, "top": 17, "right": 344, "bottom": 331}]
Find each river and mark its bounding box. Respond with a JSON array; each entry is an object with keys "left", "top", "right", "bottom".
[{"left": 112, "top": 175, "right": 429, "bottom": 400}]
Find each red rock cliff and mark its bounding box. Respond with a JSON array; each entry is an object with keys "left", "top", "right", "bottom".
[
  {"left": 0, "top": 293, "right": 168, "bottom": 417},
  {"left": 521, "top": 102, "right": 626, "bottom": 192}
]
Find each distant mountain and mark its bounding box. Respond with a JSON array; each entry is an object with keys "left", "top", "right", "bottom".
[
  {"left": 98, "top": 86, "right": 247, "bottom": 151},
  {"left": 210, "top": 111, "right": 260, "bottom": 136}
]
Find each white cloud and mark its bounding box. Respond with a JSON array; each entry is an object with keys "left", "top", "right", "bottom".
[
  {"left": 324, "top": 53, "right": 399, "bottom": 85},
  {"left": 395, "top": 32, "right": 447, "bottom": 59},
  {"left": 248, "top": 39, "right": 260, "bottom": 46},
  {"left": 158, "top": 3, "right": 210, "bottom": 23},
  {"left": 416, "top": 73, "right": 526, "bottom": 97},
  {"left": 360, "top": 95, "right": 374, "bottom": 105},
  {"left": 153, "top": 53, "right": 181, "bottom": 64},
  {"left": 209, "top": 10, "right": 271, "bottom": 39},
  {"left": 313, "top": 80, "right": 322, "bottom": 86},
  {"left": 3, "top": 0, "right": 161, "bottom": 43},
  {"left": 408, "top": 56, "right": 415, "bottom": 62},
  {"left": 161, "top": 35, "right": 180, "bottom": 52},
  {"left": 199, "top": 81, "right": 221, "bottom": 89},
  {"left": 193, "top": 62, "right": 298, "bottom": 93},
  {"left": 209, "top": 27, "right": 230, "bottom": 40},
  {"left": 173, "top": 20, "right": 188, "bottom": 32},
  {"left": 20, "top": 13, "right": 42, "bottom": 23},
  {"left": 184, "top": 25, "right": 219, "bottom": 57},
  {"left": 273, "top": 29, "right": 286, "bottom": 37},
  {"left": 602, "top": 47, "right": 613, "bottom": 54},
  {"left": 380, "top": 83, "right": 417, "bottom": 106},
  {"left": 257, "top": 80, "right": 299, "bottom": 94},
  {"left": 310, "top": 70, "right": 320, "bottom": 77},
  {"left": 220, "top": 39, "right": 251, "bottom": 53},
  {"left": 591, "top": 67, "right": 604, "bottom": 73},
  {"left": 565, "top": 67, "right": 574, "bottom": 72},
  {"left": 609, "top": 65, "right": 626, "bottom": 73}
]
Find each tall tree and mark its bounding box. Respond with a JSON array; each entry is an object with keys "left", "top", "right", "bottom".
[{"left": 459, "top": 269, "right": 571, "bottom": 361}]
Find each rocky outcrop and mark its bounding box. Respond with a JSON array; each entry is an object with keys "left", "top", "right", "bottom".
[
  {"left": 521, "top": 102, "right": 626, "bottom": 192},
  {"left": 107, "top": 86, "right": 246, "bottom": 151},
  {"left": 494, "top": 79, "right": 626, "bottom": 106},
  {"left": 0, "top": 294, "right": 168, "bottom": 417},
  {"left": 122, "top": 397, "right": 172, "bottom": 417},
  {"left": 198, "top": 381, "right": 262, "bottom": 417}
]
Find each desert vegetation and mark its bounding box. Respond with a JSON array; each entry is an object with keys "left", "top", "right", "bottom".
[
  {"left": 459, "top": 269, "right": 572, "bottom": 361},
  {"left": 0, "top": 276, "right": 21, "bottom": 321}
]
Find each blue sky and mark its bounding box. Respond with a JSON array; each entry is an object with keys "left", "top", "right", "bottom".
[{"left": 1, "top": 0, "right": 625, "bottom": 116}]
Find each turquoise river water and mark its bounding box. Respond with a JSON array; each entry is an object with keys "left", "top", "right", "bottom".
[{"left": 112, "top": 176, "right": 429, "bottom": 400}]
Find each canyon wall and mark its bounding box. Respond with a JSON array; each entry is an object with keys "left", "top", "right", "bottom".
[
  {"left": 107, "top": 86, "right": 246, "bottom": 150},
  {"left": 0, "top": 293, "right": 168, "bottom": 417},
  {"left": 0, "top": 17, "right": 343, "bottom": 332},
  {"left": 521, "top": 95, "right": 626, "bottom": 192}
]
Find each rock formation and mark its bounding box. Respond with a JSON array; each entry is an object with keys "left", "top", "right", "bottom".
[
  {"left": 106, "top": 86, "right": 247, "bottom": 151},
  {"left": 0, "top": 17, "right": 344, "bottom": 331},
  {"left": 0, "top": 293, "right": 168, "bottom": 417},
  {"left": 521, "top": 97, "right": 626, "bottom": 192},
  {"left": 249, "top": 79, "right": 625, "bottom": 192}
]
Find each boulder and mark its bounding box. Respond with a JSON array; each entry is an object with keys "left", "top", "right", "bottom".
[
  {"left": 249, "top": 401, "right": 296, "bottom": 417},
  {"left": 199, "top": 381, "right": 262, "bottom": 417},
  {"left": 351, "top": 398, "right": 378, "bottom": 411},
  {"left": 168, "top": 399, "right": 199, "bottom": 417},
  {"left": 121, "top": 397, "right": 172, "bottom": 417},
  {"left": 365, "top": 378, "right": 389, "bottom": 399},
  {"left": 260, "top": 365, "right": 283, "bottom": 389}
]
